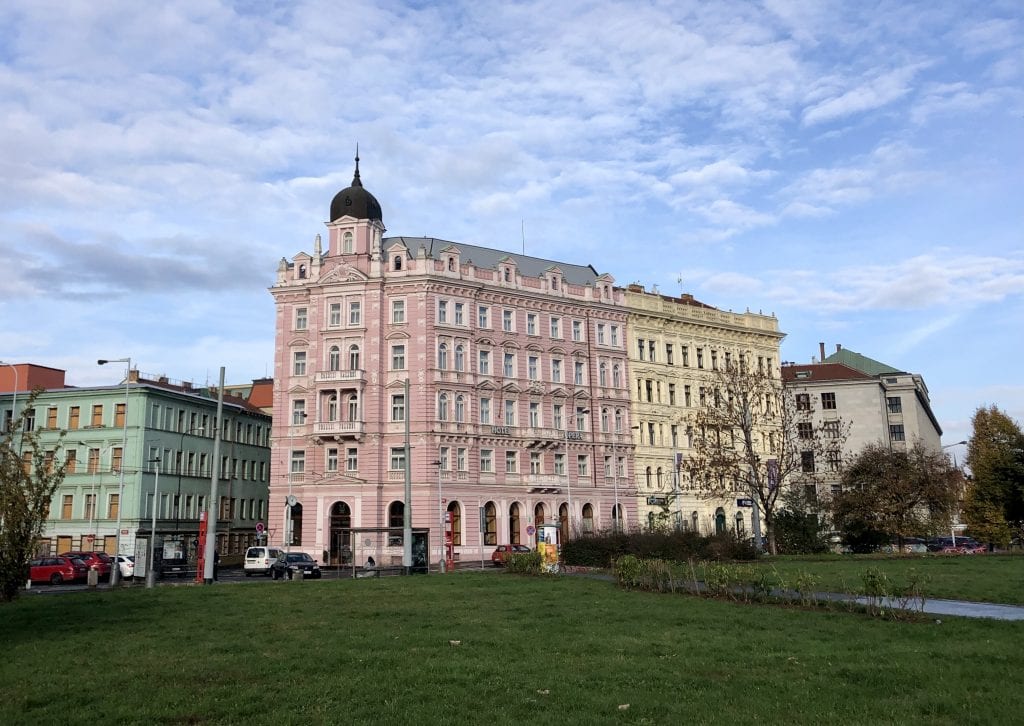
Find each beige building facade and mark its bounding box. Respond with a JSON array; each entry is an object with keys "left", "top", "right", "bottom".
[{"left": 624, "top": 284, "right": 784, "bottom": 535}]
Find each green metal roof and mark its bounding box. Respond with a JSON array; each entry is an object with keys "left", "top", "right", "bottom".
[{"left": 823, "top": 348, "right": 903, "bottom": 376}]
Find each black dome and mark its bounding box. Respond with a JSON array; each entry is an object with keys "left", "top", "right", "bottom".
[{"left": 330, "top": 153, "right": 383, "bottom": 223}]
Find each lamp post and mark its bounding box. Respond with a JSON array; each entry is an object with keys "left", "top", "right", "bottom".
[
  {"left": 432, "top": 452, "right": 446, "bottom": 573},
  {"left": 175, "top": 427, "right": 205, "bottom": 533},
  {"left": 145, "top": 456, "right": 161, "bottom": 589},
  {"left": 565, "top": 405, "right": 589, "bottom": 539},
  {"left": 98, "top": 357, "right": 131, "bottom": 586},
  {"left": 611, "top": 432, "right": 619, "bottom": 532},
  {"left": 942, "top": 440, "right": 968, "bottom": 546}
]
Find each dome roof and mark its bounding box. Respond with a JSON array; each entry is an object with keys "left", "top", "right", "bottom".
[{"left": 330, "top": 152, "right": 383, "bottom": 223}]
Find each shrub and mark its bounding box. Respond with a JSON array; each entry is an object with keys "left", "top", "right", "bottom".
[
  {"left": 562, "top": 529, "right": 758, "bottom": 567},
  {"left": 773, "top": 510, "right": 830, "bottom": 554},
  {"left": 505, "top": 551, "right": 542, "bottom": 575}
]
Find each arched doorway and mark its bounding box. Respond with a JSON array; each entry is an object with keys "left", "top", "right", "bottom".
[
  {"left": 581, "top": 503, "right": 594, "bottom": 534},
  {"left": 509, "top": 503, "right": 521, "bottom": 545},
  {"left": 447, "top": 502, "right": 462, "bottom": 545},
  {"left": 715, "top": 507, "right": 727, "bottom": 534},
  {"left": 483, "top": 502, "right": 497, "bottom": 546},
  {"left": 329, "top": 502, "right": 351, "bottom": 564},
  {"left": 290, "top": 503, "right": 303, "bottom": 546},
  {"left": 611, "top": 502, "right": 622, "bottom": 531},
  {"left": 534, "top": 502, "right": 545, "bottom": 526},
  {"left": 558, "top": 503, "right": 569, "bottom": 542}
]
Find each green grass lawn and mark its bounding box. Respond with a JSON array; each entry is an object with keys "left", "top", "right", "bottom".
[
  {"left": 2, "top": 574, "right": 1022, "bottom": 725},
  {"left": 756, "top": 554, "right": 1024, "bottom": 604}
]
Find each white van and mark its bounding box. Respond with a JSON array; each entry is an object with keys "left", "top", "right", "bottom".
[{"left": 244, "top": 547, "right": 282, "bottom": 576}]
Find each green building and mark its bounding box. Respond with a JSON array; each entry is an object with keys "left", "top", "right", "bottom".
[{"left": 2, "top": 364, "right": 271, "bottom": 563}]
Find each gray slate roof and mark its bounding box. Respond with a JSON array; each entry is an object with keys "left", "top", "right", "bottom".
[{"left": 384, "top": 236, "right": 603, "bottom": 285}]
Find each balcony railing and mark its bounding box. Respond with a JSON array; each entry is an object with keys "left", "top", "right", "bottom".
[
  {"left": 313, "top": 421, "right": 365, "bottom": 436},
  {"left": 314, "top": 369, "right": 365, "bottom": 383}
]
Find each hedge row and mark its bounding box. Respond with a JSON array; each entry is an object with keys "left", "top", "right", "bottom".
[{"left": 561, "top": 529, "right": 757, "bottom": 568}]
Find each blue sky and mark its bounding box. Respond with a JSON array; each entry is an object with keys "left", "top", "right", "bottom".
[{"left": 1, "top": 0, "right": 1021, "bottom": 446}]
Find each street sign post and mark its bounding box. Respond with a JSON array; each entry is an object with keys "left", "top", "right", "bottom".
[{"left": 736, "top": 498, "right": 754, "bottom": 507}]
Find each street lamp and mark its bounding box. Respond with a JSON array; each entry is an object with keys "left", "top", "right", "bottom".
[
  {"left": 78, "top": 441, "right": 114, "bottom": 547},
  {"left": 432, "top": 453, "right": 446, "bottom": 573},
  {"left": 98, "top": 357, "right": 131, "bottom": 586},
  {"left": 565, "top": 405, "right": 589, "bottom": 539},
  {"left": 146, "top": 456, "right": 161, "bottom": 589}
]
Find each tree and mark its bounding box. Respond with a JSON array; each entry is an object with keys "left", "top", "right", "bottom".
[
  {"left": 964, "top": 405, "right": 1024, "bottom": 541},
  {"left": 685, "top": 362, "right": 848, "bottom": 554},
  {"left": 0, "top": 391, "right": 67, "bottom": 602},
  {"left": 830, "top": 441, "right": 959, "bottom": 549}
]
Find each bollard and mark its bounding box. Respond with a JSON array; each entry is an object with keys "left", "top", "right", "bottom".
[{"left": 87, "top": 566, "right": 99, "bottom": 588}]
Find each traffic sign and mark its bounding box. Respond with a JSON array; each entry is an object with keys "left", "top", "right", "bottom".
[
  {"left": 255, "top": 522, "right": 265, "bottom": 534},
  {"left": 526, "top": 525, "right": 536, "bottom": 536}
]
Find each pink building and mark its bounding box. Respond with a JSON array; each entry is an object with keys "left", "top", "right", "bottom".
[{"left": 270, "top": 157, "right": 635, "bottom": 567}]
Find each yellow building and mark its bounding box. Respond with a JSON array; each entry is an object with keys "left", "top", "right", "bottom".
[{"left": 624, "top": 284, "right": 784, "bottom": 535}]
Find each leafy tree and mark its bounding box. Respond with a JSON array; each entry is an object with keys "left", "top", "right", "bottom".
[
  {"left": 772, "top": 509, "right": 830, "bottom": 554},
  {"left": 961, "top": 485, "right": 1012, "bottom": 548},
  {"left": 830, "top": 441, "right": 959, "bottom": 549},
  {"left": 685, "top": 362, "right": 848, "bottom": 554},
  {"left": 0, "top": 391, "right": 67, "bottom": 602},
  {"left": 964, "top": 405, "right": 1024, "bottom": 541}
]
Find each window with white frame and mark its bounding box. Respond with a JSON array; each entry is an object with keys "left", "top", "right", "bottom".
[
  {"left": 390, "top": 447, "right": 406, "bottom": 470},
  {"left": 577, "top": 454, "right": 588, "bottom": 476},
  {"left": 454, "top": 302, "right": 464, "bottom": 325},
  {"left": 529, "top": 402, "right": 540, "bottom": 427},
  {"left": 610, "top": 325, "right": 619, "bottom": 346},
  {"left": 480, "top": 398, "right": 491, "bottom": 424},
  {"left": 550, "top": 316, "right": 561, "bottom": 338},
  {"left": 329, "top": 346, "right": 340, "bottom": 371},
  {"left": 392, "top": 300, "right": 405, "bottom": 324},
  {"left": 502, "top": 309, "right": 513, "bottom": 331},
  {"left": 478, "top": 350, "right": 490, "bottom": 375},
  {"left": 599, "top": 362, "right": 607, "bottom": 386},
  {"left": 295, "top": 307, "right": 307, "bottom": 330},
  {"left": 478, "top": 306, "right": 489, "bottom": 328},
  {"left": 574, "top": 361, "right": 584, "bottom": 385},
  {"left": 346, "top": 448, "right": 358, "bottom": 471},
  {"left": 439, "top": 446, "right": 450, "bottom": 471},
  {"left": 438, "top": 393, "right": 449, "bottom": 421},
  {"left": 527, "top": 313, "right": 537, "bottom": 335},
  {"left": 349, "top": 300, "right": 361, "bottom": 325},
  {"left": 342, "top": 230, "right": 353, "bottom": 253},
  {"left": 438, "top": 300, "right": 448, "bottom": 323},
  {"left": 551, "top": 359, "right": 562, "bottom": 383},
  {"left": 290, "top": 450, "right": 305, "bottom": 474},
  {"left": 454, "top": 344, "right": 465, "bottom": 372},
  {"left": 292, "top": 400, "right": 306, "bottom": 425},
  {"left": 457, "top": 447, "right": 467, "bottom": 471},
  {"left": 530, "top": 452, "right": 542, "bottom": 474},
  {"left": 391, "top": 394, "right": 406, "bottom": 422},
  {"left": 504, "top": 399, "right": 516, "bottom": 426},
  {"left": 391, "top": 344, "right": 406, "bottom": 370},
  {"left": 576, "top": 407, "right": 587, "bottom": 430},
  {"left": 505, "top": 450, "right": 517, "bottom": 473},
  {"left": 480, "top": 449, "right": 493, "bottom": 473},
  {"left": 528, "top": 355, "right": 539, "bottom": 381},
  {"left": 553, "top": 403, "right": 564, "bottom": 430},
  {"left": 454, "top": 395, "right": 465, "bottom": 423},
  {"left": 572, "top": 320, "right": 582, "bottom": 341},
  {"left": 554, "top": 452, "right": 565, "bottom": 475},
  {"left": 293, "top": 351, "right": 307, "bottom": 376},
  {"left": 503, "top": 352, "right": 514, "bottom": 377},
  {"left": 437, "top": 342, "right": 448, "bottom": 369},
  {"left": 326, "top": 448, "right": 338, "bottom": 472}
]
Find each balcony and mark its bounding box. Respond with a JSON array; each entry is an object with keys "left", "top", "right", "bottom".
[
  {"left": 314, "top": 369, "right": 365, "bottom": 384},
  {"left": 313, "top": 421, "right": 365, "bottom": 437}
]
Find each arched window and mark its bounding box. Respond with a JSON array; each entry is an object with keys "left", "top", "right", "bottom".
[
  {"left": 448, "top": 502, "right": 462, "bottom": 545},
  {"left": 298, "top": 264, "right": 306, "bottom": 279},
  {"left": 454, "top": 395, "right": 465, "bottom": 423},
  {"left": 534, "top": 502, "right": 546, "bottom": 526},
  {"left": 389, "top": 501, "right": 404, "bottom": 545},
  {"left": 582, "top": 503, "right": 594, "bottom": 533},
  {"left": 612, "top": 364, "right": 621, "bottom": 387},
  {"left": 614, "top": 409, "right": 623, "bottom": 433},
  {"left": 289, "top": 502, "right": 303, "bottom": 545},
  {"left": 438, "top": 393, "right": 449, "bottom": 421},
  {"left": 691, "top": 511, "right": 699, "bottom": 533},
  {"left": 611, "top": 502, "right": 621, "bottom": 531},
  {"left": 347, "top": 394, "right": 358, "bottom": 422},
  {"left": 329, "top": 346, "right": 340, "bottom": 372},
  {"left": 438, "top": 343, "right": 448, "bottom": 370},
  {"left": 657, "top": 467, "right": 663, "bottom": 488},
  {"left": 342, "top": 231, "right": 353, "bottom": 254},
  {"left": 329, "top": 501, "right": 351, "bottom": 564},
  {"left": 601, "top": 408, "right": 609, "bottom": 433},
  {"left": 349, "top": 345, "right": 360, "bottom": 371},
  {"left": 448, "top": 257, "right": 455, "bottom": 271},
  {"left": 509, "top": 503, "right": 520, "bottom": 545},
  {"left": 454, "top": 345, "right": 465, "bottom": 372},
  {"left": 559, "top": 503, "right": 569, "bottom": 542},
  {"left": 715, "top": 507, "right": 727, "bottom": 534},
  {"left": 645, "top": 466, "right": 652, "bottom": 487},
  {"left": 735, "top": 511, "right": 745, "bottom": 535},
  {"left": 327, "top": 394, "right": 338, "bottom": 422},
  {"left": 484, "top": 501, "right": 497, "bottom": 546},
  {"left": 599, "top": 362, "right": 607, "bottom": 386}
]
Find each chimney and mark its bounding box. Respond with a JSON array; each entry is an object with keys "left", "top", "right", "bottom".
[
  {"left": 819, "top": 342, "right": 826, "bottom": 362},
  {"left": 836, "top": 344, "right": 842, "bottom": 353}
]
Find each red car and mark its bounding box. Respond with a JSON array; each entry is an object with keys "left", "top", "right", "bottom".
[
  {"left": 29, "top": 557, "right": 89, "bottom": 585},
  {"left": 61, "top": 551, "right": 113, "bottom": 578},
  {"left": 491, "top": 544, "right": 532, "bottom": 566}
]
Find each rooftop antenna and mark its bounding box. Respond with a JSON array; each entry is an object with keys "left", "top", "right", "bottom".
[
  {"left": 521, "top": 219, "right": 526, "bottom": 255},
  {"left": 677, "top": 275, "right": 684, "bottom": 294}
]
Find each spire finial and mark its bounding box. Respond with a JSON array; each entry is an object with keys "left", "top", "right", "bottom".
[{"left": 352, "top": 144, "right": 362, "bottom": 187}]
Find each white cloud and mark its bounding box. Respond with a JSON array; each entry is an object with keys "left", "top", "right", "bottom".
[{"left": 802, "top": 63, "right": 929, "bottom": 126}]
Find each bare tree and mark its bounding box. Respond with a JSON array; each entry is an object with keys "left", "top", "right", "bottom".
[
  {"left": 684, "top": 363, "right": 848, "bottom": 554},
  {"left": 1, "top": 391, "right": 67, "bottom": 602}
]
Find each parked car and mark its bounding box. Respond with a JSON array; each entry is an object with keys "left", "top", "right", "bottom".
[
  {"left": 271, "top": 552, "right": 322, "bottom": 580},
  {"left": 244, "top": 547, "right": 282, "bottom": 576},
  {"left": 29, "top": 556, "right": 89, "bottom": 585},
  {"left": 60, "top": 551, "right": 112, "bottom": 578},
  {"left": 491, "top": 544, "right": 532, "bottom": 566},
  {"left": 112, "top": 555, "right": 135, "bottom": 579},
  {"left": 928, "top": 536, "right": 986, "bottom": 554},
  {"left": 881, "top": 537, "right": 928, "bottom": 554}
]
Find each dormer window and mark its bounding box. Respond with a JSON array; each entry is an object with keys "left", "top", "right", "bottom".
[
  {"left": 448, "top": 257, "right": 455, "bottom": 271},
  {"left": 394, "top": 256, "right": 402, "bottom": 271},
  {"left": 298, "top": 264, "right": 307, "bottom": 279},
  {"left": 503, "top": 268, "right": 511, "bottom": 282}
]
